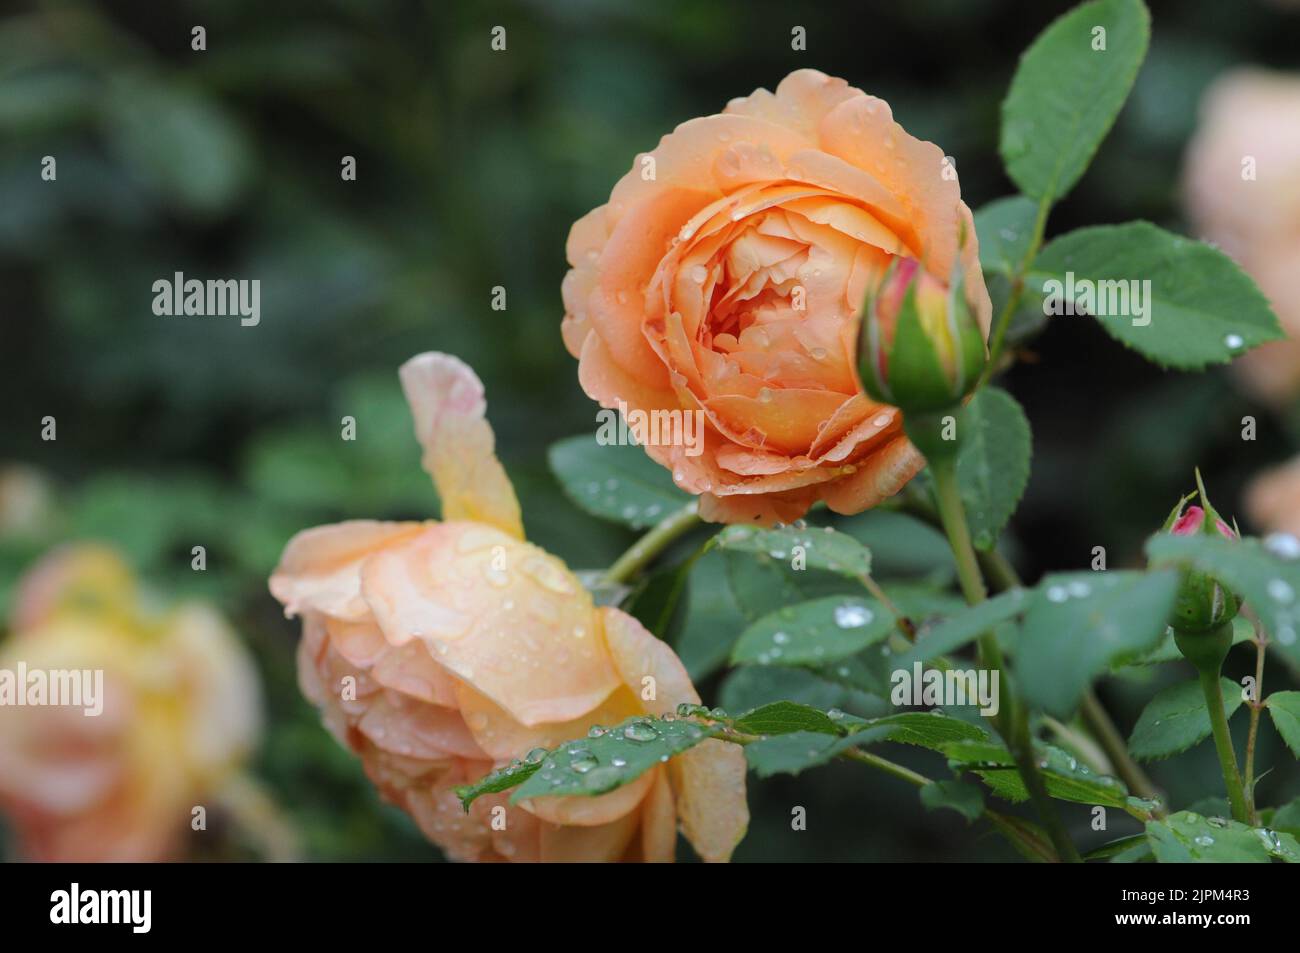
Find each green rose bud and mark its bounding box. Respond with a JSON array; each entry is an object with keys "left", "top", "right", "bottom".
[
  {"left": 857, "top": 254, "right": 986, "bottom": 416},
  {"left": 1161, "top": 472, "right": 1240, "bottom": 652}
]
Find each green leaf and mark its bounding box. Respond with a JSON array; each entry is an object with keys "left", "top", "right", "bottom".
[
  {"left": 718, "top": 664, "right": 880, "bottom": 717},
  {"left": 866, "top": 711, "right": 988, "bottom": 751},
  {"left": 510, "top": 716, "right": 718, "bottom": 803},
  {"left": 954, "top": 387, "right": 1032, "bottom": 550},
  {"left": 1029, "top": 223, "right": 1283, "bottom": 369},
  {"left": 1018, "top": 570, "right": 1180, "bottom": 717},
  {"left": 622, "top": 559, "right": 692, "bottom": 640},
  {"left": 714, "top": 523, "right": 871, "bottom": 577},
  {"left": 455, "top": 758, "right": 543, "bottom": 811},
  {"left": 920, "top": 780, "right": 985, "bottom": 824},
  {"left": 834, "top": 510, "right": 955, "bottom": 585},
  {"left": 1146, "top": 811, "right": 1299, "bottom": 863},
  {"left": 1127, "top": 677, "right": 1243, "bottom": 762},
  {"left": 898, "top": 587, "right": 1030, "bottom": 667},
  {"left": 975, "top": 196, "right": 1049, "bottom": 344},
  {"left": 1084, "top": 833, "right": 1150, "bottom": 862},
  {"left": 946, "top": 740, "right": 1130, "bottom": 808},
  {"left": 730, "top": 596, "right": 893, "bottom": 666},
  {"left": 675, "top": 550, "right": 747, "bottom": 681},
  {"left": 1000, "top": 0, "right": 1150, "bottom": 202},
  {"left": 1145, "top": 533, "right": 1300, "bottom": 665},
  {"left": 1272, "top": 797, "right": 1300, "bottom": 836},
  {"left": 732, "top": 700, "right": 847, "bottom": 736},
  {"left": 976, "top": 196, "right": 1040, "bottom": 277},
  {"left": 744, "top": 729, "right": 877, "bottom": 778},
  {"left": 1266, "top": 691, "right": 1300, "bottom": 759},
  {"left": 722, "top": 548, "right": 808, "bottom": 621},
  {"left": 810, "top": 642, "right": 900, "bottom": 701},
  {"left": 547, "top": 434, "right": 689, "bottom": 529}
]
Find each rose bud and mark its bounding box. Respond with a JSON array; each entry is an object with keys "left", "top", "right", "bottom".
[
  {"left": 858, "top": 254, "right": 987, "bottom": 416},
  {"left": 1161, "top": 477, "right": 1240, "bottom": 639}
]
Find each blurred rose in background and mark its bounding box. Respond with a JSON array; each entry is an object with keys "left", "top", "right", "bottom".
[
  {"left": 1248, "top": 455, "right": 1300, "bottom": 538},
  {"left": 0, "top": 544, "right": 263, "bottom": 861},
  {"left": 1184, "top": 69, "right": 1300, "bottom": 406}
]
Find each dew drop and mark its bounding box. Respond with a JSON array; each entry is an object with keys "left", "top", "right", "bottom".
[
  {"left": 1264, "top": 532, "right": 1300, "bottom": 561},
  {"left": 623, "top": 721, "right": 659, "bottom": 742},
  {"left": 834, "top": 603, "right": 873, "bottom": 628},
  {"left": 1267, "top": 578, "right": 1295, "bottom": 604}
]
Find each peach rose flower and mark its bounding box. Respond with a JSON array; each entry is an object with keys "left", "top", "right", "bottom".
[
  {"left": 0, "top": 545, "right": 262, "bottom": 861},
  {"left": 561, "top": 69, "right": 990, "bottom": 525},
  {"left": 1184, "top": 70, "right": 1300, "bottom": 404},
  {"left": 269, "top": 352, "right": 748, "bottom": 862},
  {"left": 1246, "top": 455, "right": 1300, "bottom": 539}
]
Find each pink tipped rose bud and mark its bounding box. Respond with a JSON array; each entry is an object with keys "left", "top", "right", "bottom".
[{"left": 1170, "top": 504, "right": 1237, "bottom": 540}]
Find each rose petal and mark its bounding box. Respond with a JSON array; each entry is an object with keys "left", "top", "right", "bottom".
[
  {"left": 399, "top": 352, "right": 524, "bottom": 539},
  {"left": 361, "top": 524, "right": 620, "bottom": 727},
  {"left": 269, "top": 520, "right": 425, "bottom": 621}
]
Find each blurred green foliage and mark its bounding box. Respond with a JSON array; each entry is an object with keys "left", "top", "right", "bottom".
[{"left": 2, "top": 0, "right": 1298, "bottom": 861}]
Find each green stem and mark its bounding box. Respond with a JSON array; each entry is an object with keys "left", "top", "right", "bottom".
[
  {"left": 930, "top": 460, "right": 986, "bottom": 605},
  {"left": 602, "top": 501, "right": 700, "bottom": 585},
  {"left": 930, "top": 456, "right": 1081, "bottom": 862},
  {"left": 1199, "top": 667, "right": 1249, "bottom": 823},
  {"left": 1080, "top": 689, "right": 1164, "bottom": 813},
  {"left": 840, "top": 746, "right": 930, "bottom": 787},
  {"left": 717, "top": 727, "right": 1052, "bottom": 860}
]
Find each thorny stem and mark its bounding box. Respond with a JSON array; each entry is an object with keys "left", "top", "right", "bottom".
[
  {"left": 1244, "top": 612, "right": 1267, "bottom": 824},
  {"left": 602, "top": 501, "right": 701, "bottom": 585},
  {"left": 929, "top": 456, "right": 1081, "bottom": 863},
  {"left": 717, "top": 727, "right": 1054, "bottom": 861}
]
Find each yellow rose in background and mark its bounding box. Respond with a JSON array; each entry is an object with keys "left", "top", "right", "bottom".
[
  {"left": 0, "top": 545, "right": 262, "bottom": 861},
  {"left": 1184, "top": 69, "right": 1300, "bottom": 405},
  {"left": 561, "top": 69, "right": 990, "bottom": 525},
  {"left": 270, "top": 352, "right": 748, "bottom": 862}
]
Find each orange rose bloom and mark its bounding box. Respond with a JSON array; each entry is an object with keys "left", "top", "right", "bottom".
[
  {"left": 562, "top": 69, "right": 990, "bottom": 524},
  {"left": 270, "top": 353, "right": 748, "bottom": 862},
  {"left": 0, "top": 546, "right": 262, "bottom": 861}
]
